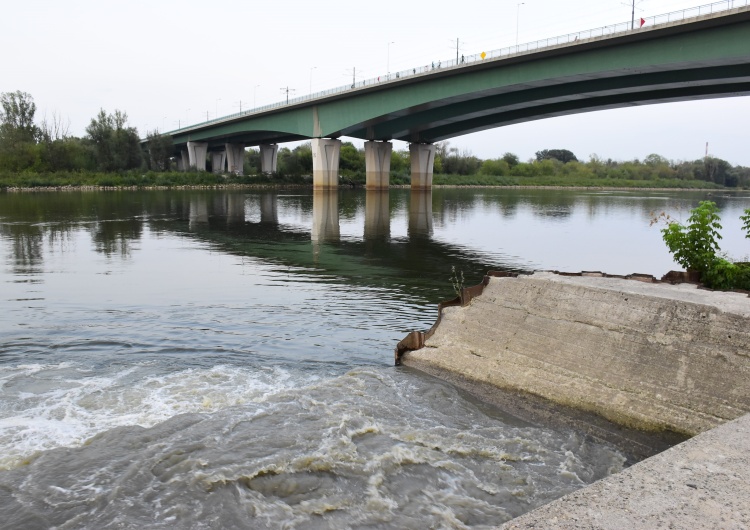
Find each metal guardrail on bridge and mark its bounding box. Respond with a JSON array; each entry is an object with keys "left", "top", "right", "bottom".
[{"left": 166, "top": 0, "right": 750, "bottom": 137}]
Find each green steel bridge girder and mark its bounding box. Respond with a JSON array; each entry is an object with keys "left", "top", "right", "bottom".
[{"left": 169, "top": 11, "right": 750, "bottom": 150}]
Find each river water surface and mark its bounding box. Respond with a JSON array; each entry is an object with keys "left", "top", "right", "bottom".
[{"left": 1, "top": 188, "right": 749, "bottom": 529}]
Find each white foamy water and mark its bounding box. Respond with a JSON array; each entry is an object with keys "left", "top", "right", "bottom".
[
  {"left": 0, "top": 361, "right": 315, "bottom": 470},
  {"left": 0, "top": 367, "right": 626, "bottom": 528}
]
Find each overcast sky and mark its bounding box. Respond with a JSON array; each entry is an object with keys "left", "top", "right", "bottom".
[{"left": 3, "top": 0, "right": 749, "bottom": 165}]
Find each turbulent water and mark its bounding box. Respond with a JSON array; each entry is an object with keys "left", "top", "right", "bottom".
[{"left": 1, "top": 188, "right": 748, "bottom": 529}]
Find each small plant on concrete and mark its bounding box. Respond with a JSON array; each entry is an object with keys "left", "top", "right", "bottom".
[
  {"left": 654, "top": 201, "right": 750, "bottom": 290},
  {"left": 741, "top": 209, "right": 750, "bottom": 238},
  {"left": 660, "top": 201, "right": 723, "bottom": 276},
  {"left": 450, "top": 265, "right": 465, "bottom": 300}
]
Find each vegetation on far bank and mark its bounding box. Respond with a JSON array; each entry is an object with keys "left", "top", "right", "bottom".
[{"left": 2, "top": 90, "right": 749, "bottom": 191}]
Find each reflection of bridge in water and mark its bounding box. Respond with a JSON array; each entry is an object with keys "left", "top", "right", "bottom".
[
  {"left": 173, "top": 189, "right": 520, "bottom": 303},
  {"left": 187, "top": 190, "right": 435, "bottom": 243},
  {"left": 8, "top": 189, "right": 736, "bottom": 304}
]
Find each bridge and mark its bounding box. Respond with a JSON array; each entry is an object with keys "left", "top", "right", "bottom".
[{"left": 158, "top": 1, "right": 750, "bottom": 189}]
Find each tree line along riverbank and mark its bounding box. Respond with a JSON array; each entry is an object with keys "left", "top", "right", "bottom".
[
  {"left": 0, "top": 170, "right": 738, "bottom": 192},
  {"left": 2, "top": 90, "right": 749, "bottom": 191}
]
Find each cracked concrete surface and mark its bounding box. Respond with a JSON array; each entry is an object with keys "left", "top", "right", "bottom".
[
  {"left": 403, "top": 272, "right": 750, "bottom": 437},
  {"left": 401, "top": 271, "right": 750, "bottom": 528}
]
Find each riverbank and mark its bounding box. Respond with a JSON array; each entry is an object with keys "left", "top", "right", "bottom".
[
  {"left": 398, "top": 271, "right": 750, "bottom": 436},
  {"left": 0, "top": 169, "right": 741, "bottom": 192},
  {"left": 397, "top": 271, "right": 750, "bottom": 527},
  {"left": 1, "top": 183, "right": 735, "bottom": 193}
]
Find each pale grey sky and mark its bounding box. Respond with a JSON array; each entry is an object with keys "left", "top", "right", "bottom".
[{"left": 3, "top": 0, "right": 749, "bottom": 164}]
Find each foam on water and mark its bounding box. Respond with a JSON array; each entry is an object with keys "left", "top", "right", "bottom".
[
  {"left": 0, "top": 367, "right": 627, "bottom": 528},
  {"left": 0, "top": 361, "right": 315, "bottom": 470}
]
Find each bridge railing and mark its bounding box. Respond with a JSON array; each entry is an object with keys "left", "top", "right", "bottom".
[{"left": 168, "top": 0, "right": 749, "bottom": 136}]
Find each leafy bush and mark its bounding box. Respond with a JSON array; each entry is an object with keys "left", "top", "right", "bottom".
[{"left": 657, "top": 201, "right": 750, "bottom": 290}]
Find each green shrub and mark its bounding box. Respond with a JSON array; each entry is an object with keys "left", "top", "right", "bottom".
[{"left": 658, "top": 202, "right": 750, "bottom": 290}]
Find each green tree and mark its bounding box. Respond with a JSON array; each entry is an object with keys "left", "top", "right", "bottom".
[
  {"left": 339, "top": 141, "right": 365, "bottom": 180},
  {"left": 0, "top": 91, "right": 43, "bottom": 171},
  {"left": 85, "top": 109, "right": 142, "bottom": 171},
  {"left": 245, "top": 147, "right": 261, "bottom": 174},
  {"left": 479, "top": 158, "right": 510, "bottom": 176},
  {"left": 390, "top": 149, "right": 410, "bottom": 178},
  {"left": 535, "top": 149, "right": 578, "bottom": 163},
  {"left": 701, "top": 156, "right": 732, "bottom": 186},
  {"left": 295, "top": 142, "right": 313, "bottom": 173},
  {"left": 502, "top": 152, "right": 520, "bottom": 168},
  {"left": 0, "top": 91, "right": 39, "bottom": 145},
  {"left": 145, "top": 130, "right": 174, "bottom": 171}
]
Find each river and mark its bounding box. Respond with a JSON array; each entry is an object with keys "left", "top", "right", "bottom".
[{"left": 1, "top": 187, "right": 749, "bottom": 529}]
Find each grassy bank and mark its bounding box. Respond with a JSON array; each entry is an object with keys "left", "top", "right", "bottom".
[
  {"left": 0, "top": 170, "right": 735, "bottom": 191},
  {"left": 432, "top": 173, "right": 727, "bottom": 189},
  {"left": 0, "top": 171, "right": 311, "bottom": 190}
]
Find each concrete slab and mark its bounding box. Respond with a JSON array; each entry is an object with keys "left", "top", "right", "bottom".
[
  {"left": 502, "top": 412, "right": 750, "bottom": 529},
  {"left": 402, "top": 272, "right": 750, "bottom": 438}
]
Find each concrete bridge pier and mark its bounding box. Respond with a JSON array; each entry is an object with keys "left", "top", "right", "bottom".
[
  {"left": 177, "top": 149, "right": 189, "bottom": 171},
  {"left": 211, "top": 151, "right": 226, "bottom": 174},
  {"left": 225, "top": 143, "right": 245, "bottom": 175},
  {"left": 409, "top": 143, "right": 436, "bottom": 189},
  {"left": 187, "top": 141, "right": 208, "bottom": 171},
  {"left": 260, "top": 144, "right": 279, "bottom": 174},
  {"left": 312, "top": 138, "right": 342, "bottom": 189},
  {"left": 364, "top": 141, "right": 392, "bottom": 189}
]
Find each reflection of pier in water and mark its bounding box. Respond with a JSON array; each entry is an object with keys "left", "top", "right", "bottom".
[
  {"left": 0, "top": 190, "right": 543, "bottom": 302},
  {"left": 184, "top": 188, "right": 442, "bottom": 269},
  {"left": 187, "top": 189, "right": 435, "bottom": 246},
  {"left": 310, "top": 190, "right": 432, "bottom": 243}
]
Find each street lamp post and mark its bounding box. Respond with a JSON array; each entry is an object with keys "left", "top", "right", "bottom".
[
  {"left": 253, "top": 85, "right": 260, "bottom": 108},
  {"left": 516, "top": 3, "right": 525, "bottom": 47},
  {"left": 387, "top": 41, "right": 395, "bottom": 78},
  {"left": 215, "top": 98, "right": 221, "bottom": 119}
]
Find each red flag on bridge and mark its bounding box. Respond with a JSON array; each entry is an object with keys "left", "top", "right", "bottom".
[{"left": 640, "top": 17, "right": 646, "bottom": 27}]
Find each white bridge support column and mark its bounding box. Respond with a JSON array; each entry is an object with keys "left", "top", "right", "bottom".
[
  {"left": 260, "top": 144, "right": 279, "bottom": 174},
  {"left": 178, "top": 149, "right": 189, "bottom": 171},
  {"left": 409, "top": 143, "right": 436, "bottom": 190},
  {"left": 211, "top": 151, "right": 226, "bottom": 174},
  {"left": 312, "top": 138, "right": 342, "bottom": 189},
  {"left": 225, "top": 143, "right": 245, "bottom": 175},
  {"left": 364, "top": 140, "right": 392, "bottom": 189},
  {"left": 187, "top": 141, "right": 208, "bottom": 171}
]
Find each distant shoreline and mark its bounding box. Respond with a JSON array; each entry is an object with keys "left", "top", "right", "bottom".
[{"left": 1, "top": 184, "right": 734, "bottom": 193}]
